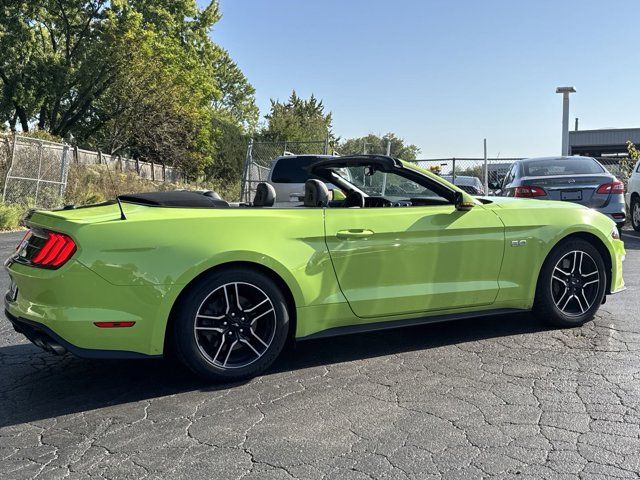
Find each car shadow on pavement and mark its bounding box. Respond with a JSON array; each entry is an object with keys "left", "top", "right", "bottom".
[{"left": 0, "top": 312, "right": 547, "bottom": 428}]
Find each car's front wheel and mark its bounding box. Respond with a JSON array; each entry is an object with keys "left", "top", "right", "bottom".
[
  {"left": 533, "top": 239, "right": 606, "bottom": 328},
  {"left": 173, "top": 268, "right": 290, "bottom": 381},
  {"left": 631, "top": 197, "right": 640, "bottom": 232}
]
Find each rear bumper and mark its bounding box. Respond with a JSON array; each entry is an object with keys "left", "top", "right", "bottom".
[
  {"left": 5, "top": 310, "right": 158, "bottom": 359},
  {"left": 4, "top": 259, "right": 172, "bottom": 357}
]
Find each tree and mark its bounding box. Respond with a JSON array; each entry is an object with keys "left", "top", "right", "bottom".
[
  {"left": 261, "top": 91, "right": 334, "bottom": 151},
  {"left": 338, "top": 133, "right": 420, "bottom": 160}
]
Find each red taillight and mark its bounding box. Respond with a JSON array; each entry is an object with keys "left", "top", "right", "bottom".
[
  {"left": 31, "top": 231, "right": 76, "bottom": 268},
  {"left": 596, "top": 181, "right": 624, "bottom": 195},
  {"left": 514, "top": 186, "right": 547, "bottom": 198}
]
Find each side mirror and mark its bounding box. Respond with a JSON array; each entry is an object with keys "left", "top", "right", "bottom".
[{"left": 454, "top": 191, "right": 475, "bottom": 211}]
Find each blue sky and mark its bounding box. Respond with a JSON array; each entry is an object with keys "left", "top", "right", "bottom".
[{"left": 208, "top": 0, "right": 640, "bottom": 158}]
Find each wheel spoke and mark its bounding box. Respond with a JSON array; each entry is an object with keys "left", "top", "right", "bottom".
[
  {"left": 554, "top": 287, "right": 568, "bottom": 308},
  {"left": 222, "top": 285, "right": 231, "bottom": 313},
  {"left": 250, "top": 329, "right": 269, "bottom": 348},
  {"left": 581, "top": 270, "right": 598, "bottom": 278},
  {"left": 561, "top": 294, "right": 574, "bottom": 311},
  {"left": 197, "top": 313, "right": 225, "bottom": 320},
  {"left": 578, "top": 251, "right": 584, "bottom": 274},
  {"left": 223, "top": 340, "right": 238, "bottom": 367},
  {"left": 251, "top": 308, "right": 274, "bottom": 326},
  {"left": 552, "top": 275, "right": 567, "bottom": 285},
  {"left": 234, "top": 283, "right": 243, "bottom": 311},
  {"left": 212, "top": 335, "right": 226, "bottom": 364},
  {"left": 583, "top": 278, "right": 599, "bottom": 288},
  {"left": 581, "top": 289, "right": 590, "bottom": 309},
  {"left": 195, "top": 326, "right": 224, "bottom": 333},
  {"left": 574, "top": 294, "right": 585, "bottom": 313},
  {"left": 240, "top": 338, "right": 261, "bottom": 357},
  {"left": 555, "top": 266, "right": 571, "bottom": 276},
  {"left": 245, "top": 298, "right": 268, "bottom": 313}
]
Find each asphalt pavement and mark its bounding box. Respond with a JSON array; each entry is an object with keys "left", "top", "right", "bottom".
[{"left": 1, "top": 229, "right": 639, "bottom": 479}]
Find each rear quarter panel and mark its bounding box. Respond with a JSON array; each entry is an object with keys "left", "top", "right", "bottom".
[{"left": 29, "top": 206, "right": 341, "bottom": 353}]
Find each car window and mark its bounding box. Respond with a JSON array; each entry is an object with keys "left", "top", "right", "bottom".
[
  {"left": 502, "top": 164, "right": 515, "bottom": 187},
  {"left": 523, "top": 158, "right": 604, "bottom": 176},
  {"left": 271, "top": 157, "right": 317, "bottom": 183},
  {"left": 340, "top": 167, "right": 448, "bottom": 202}
]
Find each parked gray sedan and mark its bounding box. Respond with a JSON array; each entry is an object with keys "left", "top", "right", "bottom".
[{"left": 497, "top": 156, "right": 626, "bottom": 228}]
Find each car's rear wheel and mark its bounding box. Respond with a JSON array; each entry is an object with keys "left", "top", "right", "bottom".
[
  {"left": 631, "top": 197, "right": 640, "bottom": 232},
  {"left": 173, "top": 268, "right": 289, "bottom": 381},
  {"left": 533, "top": 239, "right": 606, "bottom": 328}
]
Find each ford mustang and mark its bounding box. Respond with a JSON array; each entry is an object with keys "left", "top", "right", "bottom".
[{"left": 4, "top": 155, "right": 625, "bottom": 381}]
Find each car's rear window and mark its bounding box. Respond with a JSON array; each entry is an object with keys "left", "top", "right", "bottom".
[
  {"left": 523, "top": 158, "right": 604, "bottom": 177},
  {"left": 271, "top": 157, "right": 317, "bottom": 183}
]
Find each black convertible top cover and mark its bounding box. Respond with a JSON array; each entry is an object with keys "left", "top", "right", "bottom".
[{"left": 118, "top": 190, "right": 229, "bottom": 208}]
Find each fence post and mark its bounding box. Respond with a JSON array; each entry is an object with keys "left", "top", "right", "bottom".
[
  {"left": 162, "top": 164, "right": 166, "bottom": 182},
  {"left": 452, "top": 157, "right": 456, "bottom": 183},
  {"left": 73, "top": 145, "right": 79, "bottom": 164},
  {"left": 240, "top": 138, "right": 254, "bottom": 203},
  {"left": 117, "top": 155, "right": 122, "bottom": 173},
  {"left": 483, "top": 140, "right": 489, "bottom": 194},
  {"left": 2, "top": 133, "right": 18, "bottom": 204},
  {"left": 151, "top": 161, "right": 155, "bottom": 181},
  {"left": 33, "top": 141, "right": 44, "bottom": 207},
  {"left": 135, "top": 158, "right": 140, "bottom": 174},
  {"left": 97, "top": 150, "right": 102, "bottom": 164},
  {"left": 59, "top": 144, "right": 69, "bottom": 198}
]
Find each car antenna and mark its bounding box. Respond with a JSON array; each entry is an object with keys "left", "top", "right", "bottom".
[{"left": 103, "top": 156, "right": 127, "bottom": 220}]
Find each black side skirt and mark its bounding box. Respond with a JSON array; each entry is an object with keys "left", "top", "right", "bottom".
[{"left": 297, "top": 308, "right": 529, "bottom": 341}]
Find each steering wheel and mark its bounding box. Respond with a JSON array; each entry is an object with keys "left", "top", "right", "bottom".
[{"left": 344, "top": 191, "right": 365, "bottom": 208}]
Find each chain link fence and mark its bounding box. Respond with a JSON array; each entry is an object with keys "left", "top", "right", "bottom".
[
  {"left": 240, "top": 139, "right": 330, "bottom": 202},
  {"left": 0, "top": 134, "right": 181, "bottom": 208}
]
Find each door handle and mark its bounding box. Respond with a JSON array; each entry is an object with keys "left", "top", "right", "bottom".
[{"left": 336, "top": 229, "right": 375, "bottom": 239}]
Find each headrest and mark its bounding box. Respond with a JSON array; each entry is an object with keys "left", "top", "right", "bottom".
[
  {"left": 253, "top": 182, "right": 276, "bottom": 207},
  {"left": 304, "top": 179, "right": 330, "bottom": 207}
]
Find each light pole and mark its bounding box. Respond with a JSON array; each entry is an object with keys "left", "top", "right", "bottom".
[{"left": 556, "top": 86, "right": 576, "bottom": 156}]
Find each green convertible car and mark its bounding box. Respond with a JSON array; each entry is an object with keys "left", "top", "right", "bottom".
[{"left": 5, "top": 155, "right": 625, "bottom": 381}]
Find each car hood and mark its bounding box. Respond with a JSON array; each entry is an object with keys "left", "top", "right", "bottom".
[{"left": 479, "top": 196, "right": 588, "bottom": 210}]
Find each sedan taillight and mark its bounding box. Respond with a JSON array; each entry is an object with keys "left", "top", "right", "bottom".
[
  {"left": 596, "top": 181, "right": 624, "bottom": 194},
  {"left": 514, "top": 186, "right": 547, "bottom": 198},
  {"left": 23, "top": 230, "right": 77, "bottom": 268}
]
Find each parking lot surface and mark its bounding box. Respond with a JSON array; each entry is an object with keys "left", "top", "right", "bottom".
[{"left": 1, "top": 230, "right": 639, "bottom": 479}]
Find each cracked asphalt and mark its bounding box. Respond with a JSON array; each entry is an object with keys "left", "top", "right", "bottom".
[{"left": 1, "top": 230, "right": 639, "bottom": 480}]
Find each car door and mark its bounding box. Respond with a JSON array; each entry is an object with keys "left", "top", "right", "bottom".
[{"left": 324, "top": 203, "right": 505, "bottom": 318}]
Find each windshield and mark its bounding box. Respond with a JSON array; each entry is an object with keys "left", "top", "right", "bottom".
[
  {"left": 523, "top": 158, "right": 605, "bottom": 177},
  {"left": 333, "top": 166, "right": 447, "bottom": 202}
]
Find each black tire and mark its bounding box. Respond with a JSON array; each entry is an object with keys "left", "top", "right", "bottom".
[
  {"left": 533, "top": 239, "right": 606, "bottom": 328},
  {"left": 172, "top": 268, "right": 290, "bottom": 382},
  {"left": 631, "top": 197, "right": 640, "bottom": 232}
]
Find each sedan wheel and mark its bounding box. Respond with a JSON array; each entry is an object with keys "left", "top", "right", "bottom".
[
  {"left": 632, "top": 198, "right": 640, "bottom": 232},
  {"left": 534, "top": 239, "right": 606, "bottom": 327},
  {"left": 173, "top": 269, "right": 289, "bottom": 381}
]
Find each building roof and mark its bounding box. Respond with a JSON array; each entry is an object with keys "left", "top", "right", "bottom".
[{"left": 569, "top": 128, "right": 640, "bottom": 148}]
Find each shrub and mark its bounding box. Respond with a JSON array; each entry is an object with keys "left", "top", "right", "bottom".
[{"left": 0, "top": 203, "right": 26, "bottom": 230}]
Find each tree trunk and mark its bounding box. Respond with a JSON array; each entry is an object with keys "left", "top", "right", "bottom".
[{"left": 15, "top": 105, "right": 29, "bottom": 132}]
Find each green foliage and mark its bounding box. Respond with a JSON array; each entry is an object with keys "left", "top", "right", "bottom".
[
  {"left": 0, "top": 0, "right": 257, "bottom": 183},
  {"left": 0, "top": 203, "right": 25, "bottom": 230},
  {"left": 261, "top": 91, "right": 334, "bottom": 150},
  {"left": 338, "top": 133, "right": 420, "bottom": 160}
]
